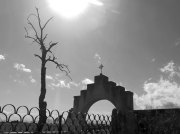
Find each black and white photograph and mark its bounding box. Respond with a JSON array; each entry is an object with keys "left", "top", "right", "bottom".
[{"left": 0, "top": 0, "right": 180, "bottom": 133}]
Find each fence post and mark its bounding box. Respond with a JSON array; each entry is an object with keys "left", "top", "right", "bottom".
[
  {"left": 58, "top": 115, "right": 62, "bottom": 134},
  {"left": 111, "top": 108, "right": 119, "bottom": 134}
]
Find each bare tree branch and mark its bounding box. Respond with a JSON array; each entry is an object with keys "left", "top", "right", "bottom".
[
  {"left": 25, "top": 13, "right": 42, "bottom": 46},
  {"left": 34, "top": 54, "right": 42, "bottom": 61},
  {"left": 24, "top": 27, "right": 28, "bottom": 35},
  {"left": 42, "top": 34, "right": 48, "bottom": 42},
  {"left": 25, "top": 27, "right": 40, "bottom": 45},
  {"left": 35, "top": 8, "right": 42, "bottom": 30},
  {"left": 42, "top": 17, "right": 53, "bottom": 30},
  {"left": 27, "top": 17, "right": 40, "bottom": 41},
  {"left": 46, "top": 42, "right": 58, "bottom": 53},
  {"left": 35, "top": 7, "right": 44, "bottom": 44},
  {"left": 27, "top": 13, "right": 38, "bottom": 19},
  {"left": 46, "top": 55, "right": 72, "bottom": 80}
]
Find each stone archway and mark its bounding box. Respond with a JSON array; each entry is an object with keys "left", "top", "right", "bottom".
[{"left": 73, "top": 74, "right": 133, "bottom": 113}]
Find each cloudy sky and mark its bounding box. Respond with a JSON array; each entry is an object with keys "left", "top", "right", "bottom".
[{"left": 1, "top": 0, "right": 180, "bottom": 113}]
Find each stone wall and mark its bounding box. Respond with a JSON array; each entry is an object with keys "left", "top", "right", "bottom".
[
  {"left": 111, "top": 108, "right": 180, "bottom": 134},
  {"left": 73, "top": 74, "right": 133, "bottom": 113}
]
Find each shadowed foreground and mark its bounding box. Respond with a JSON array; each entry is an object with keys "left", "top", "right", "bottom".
[{"left": 1, "top": 104, "right": 180, "bottom": 134}]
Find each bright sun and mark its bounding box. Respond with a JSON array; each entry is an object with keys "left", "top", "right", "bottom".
[{"left": 47, "top": 0, "right": 89, "bottom": 18}]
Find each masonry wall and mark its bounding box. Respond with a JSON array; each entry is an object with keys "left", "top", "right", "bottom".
[{"left": 73, "top": 74, "right": 134, "bottom": 113}]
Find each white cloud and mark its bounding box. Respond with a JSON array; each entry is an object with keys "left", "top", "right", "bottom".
[
  {"left": 46, "top": 75, "right": 53, "bottom": 80},
  {"left": 12, "top": 63, "right": 36, "bottom": 85},
  {"left": 50, "top": 80, "right": 70, "bottom": 89},
  {"left": 0, "top": 54, "right": 5, "bottom": 61},
  {"left": 82, "top": 78, "right": 94, "bottom": 85},
  {"left": 69, "top": 81, "right": 80, "bottom": 87},
  {"left": 46, "top": 73, "right": 93, "bottom": 90},
  {"left": 47, "top": 74, "right": 80, "bottom": 89},
  {"left": 59, "top": 80, "right": 70, "bottom": 88},
  {"left": 47, "top": 75, "right": 93, "bottom": 90},
  {"left": 160, "top": 61, "right": 176, "bottom": 77},
  {"left": 50, "top": 80, "right": 80, "bottom": 89},
  {"left": 151, "top": 58, "right": 155, "bottom": 62},
  {"left": 134, "top": 78, "right": 180, "bottom": 109},
  {"left": 46, "top": 74, "right": 71, "bottom": 89},
  {"left": 13, "top": 79, "right": 26, "bottom": 85},
  {"left": 29, "top": 76, "right": 36, "bottom": 83},
  {"left": 81, "top": 78, "right": 94, "bottom": 89},
  {"left": 175, "top": 38, "right": 180, "bottom": 46},
  {"left": 94, "top": 53, "right": 101, "bottom": 64},
  {"left": 14, "top": 63, "right": 31, "bottom": 73},
  {"left": 159, "top": 61, "right": 180, "bottom": 78},
  {"left": 13, "top": 75, "right": 36, "bottom": 84},
  {"left": 135, "top": 61, "right": 180, "bottom": 109}
]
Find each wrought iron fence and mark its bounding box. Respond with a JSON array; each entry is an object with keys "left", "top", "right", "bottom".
[
  {"left": 0, "top": 104, "right": 112, "bottom": 134},
  {"left": 1, "top": 104, "right": 180, "bottom": 134}
]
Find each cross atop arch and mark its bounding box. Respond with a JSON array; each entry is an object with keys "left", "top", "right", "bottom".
[
  {"left": 73, "top": 74, "right": 134, "bottom": 113},
  {"left": 99, "top": 64, "right": 104, "bottom": 74}
]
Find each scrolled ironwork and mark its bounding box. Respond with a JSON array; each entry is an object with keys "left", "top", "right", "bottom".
[{"left": 0, "top": 104, "right": 112, "bottom": 134}]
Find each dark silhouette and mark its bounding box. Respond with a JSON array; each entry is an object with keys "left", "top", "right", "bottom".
[
  {"left": 25, "top": 8, "right": 71, "bottom": 130},
  {"left": 73, "top": 74, "right": 133, "bottom": 113},
  {"left": 0, "top": 104, "right": 112, "bottom": 133}
]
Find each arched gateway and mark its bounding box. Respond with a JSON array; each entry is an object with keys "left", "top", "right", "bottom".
[{"left": 73, "top": 73, "right": 133, "bottom": 113}]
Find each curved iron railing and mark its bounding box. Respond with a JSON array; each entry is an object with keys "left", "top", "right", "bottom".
[
  {"left": 1, "top": 104, "right": 179, "bottom": 134},
  {"left": 0, "top": 104, "right": 112, "bottom": 134}
]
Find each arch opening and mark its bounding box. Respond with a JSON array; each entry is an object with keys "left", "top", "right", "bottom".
[{"left": 87, "top": 100, "right": 116, "bottom": 115}]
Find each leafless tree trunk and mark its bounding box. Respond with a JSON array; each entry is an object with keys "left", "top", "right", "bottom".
[{"left": 25, "top": 8, "right": 71, "bottom": 131}]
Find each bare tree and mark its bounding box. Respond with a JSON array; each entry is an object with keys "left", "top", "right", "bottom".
[{"left": 25, "top": 8, "right": 71, "bottom": 130}]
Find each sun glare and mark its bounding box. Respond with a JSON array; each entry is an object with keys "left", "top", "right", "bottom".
[
  {"left": 47, "top": 0, "right": 103, "bottom": 19},
  {"left": 47, "top": 0, "right": 88, "bottom": 18}
]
